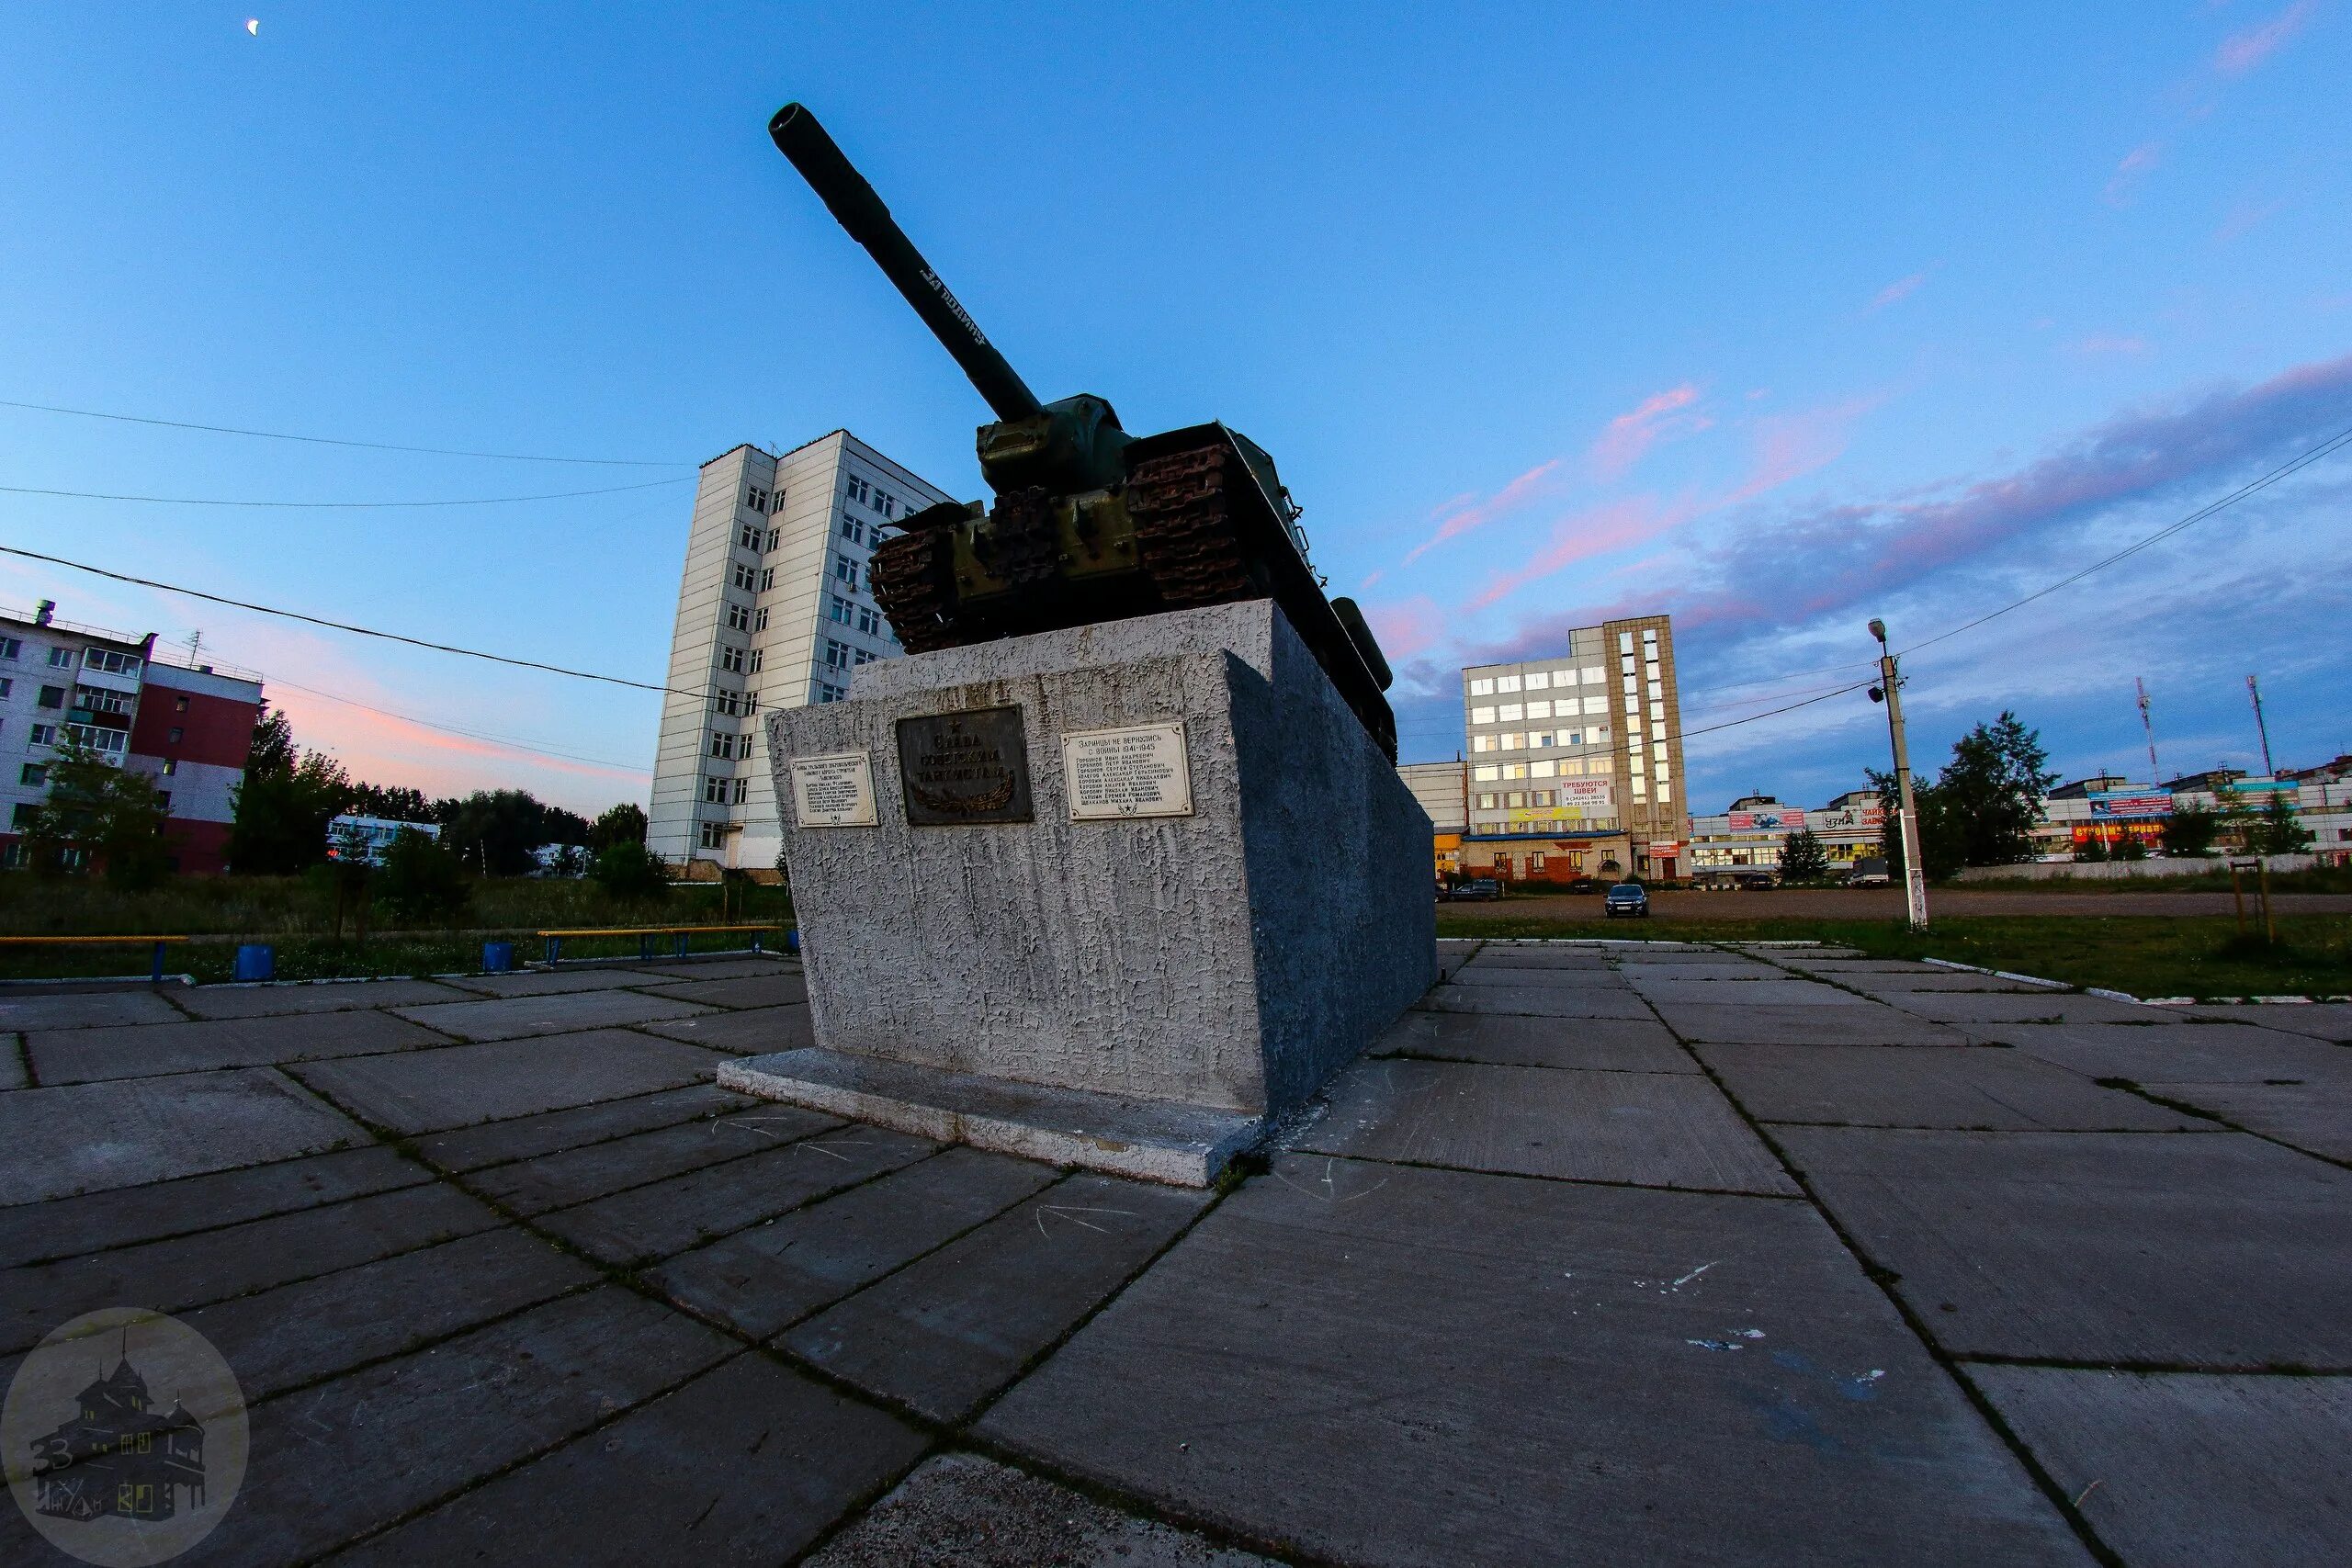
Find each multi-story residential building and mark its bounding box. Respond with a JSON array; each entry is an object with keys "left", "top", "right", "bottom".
[
  {"left": 648, "top": 433, "right": 956, "bottom": 870},
  {"left": 1, "top": 600, "right": 263, "bottom": 874},
  {"left": 1396, "top": 760, "right": 1467, "bottom": 881},
  {"left": 1455, "top": 615, "right": 1688, "bottom": 882}
]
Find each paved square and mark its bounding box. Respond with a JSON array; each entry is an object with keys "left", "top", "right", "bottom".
[
  {"left": 1696, "top": 1042, "right": 2206, "bottom": 1131},
  {"left": 1369, "top": 1007, "right": 1693, "bottom": 1072},
  {"left": 289, "top": 1030, "right": 729, "bottom": 1133},
  {"left": 0, "top": 1067, "right": 365, "bottom": 1203}
]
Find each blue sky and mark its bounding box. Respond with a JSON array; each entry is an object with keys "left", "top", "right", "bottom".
[{"left": 3, "top": 3, "right": 2346, "bottom": 814}]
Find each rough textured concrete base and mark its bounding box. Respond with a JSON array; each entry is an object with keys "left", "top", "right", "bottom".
[
  {"left": 748, "top": 603, "right": 1432, "bottom": 1184},
  {"left": 721, "top": 1049, "right": 1262, "bottom": 1186}
]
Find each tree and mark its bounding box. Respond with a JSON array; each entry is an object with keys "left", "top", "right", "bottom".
[
  {"left": 348, "top": 781, "right": 435, "bottom": 822},
  {"left": 2162, "top": 801, "right": 2219, "bottom": 858},
  {"left": 439, "top": 790, "right": 551, "bottom": 876},
  {"left": 592, "top": 840, "right": 671, "bottom": 903},
  {"left": 588, "top": 802, "right": 649, "bottom": 852},
  {"left": 228, "top": 705, "right": 352, "bottom": 874},
  {"left": 1778, "top": 828, "right": 1829, "bottom": 884},
  {"left": 2074, "top": 834, "right": 2109, "bottom": 863},
  {"left": 22, "top": 732, "right": 172, "bottom": 886},
  {"left": 2252, "top": 792, "right": 2314, "bottom": 855},
  {"left": 1934, "top": 712, "right": 2056, "bottom": 868},
  {"left": 378, "top": 828, "right": 471, "bottom": 925},
  {"left": 540, "top": 806, "right": 592, "bottom": 847}
]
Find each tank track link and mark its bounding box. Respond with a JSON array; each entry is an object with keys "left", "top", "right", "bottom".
[
  {"left": 870, "top": 524, "right": 960, "bottom": 654},
  {"left": 1125, "top": 442, "right": 1257, "bottom": 606}
]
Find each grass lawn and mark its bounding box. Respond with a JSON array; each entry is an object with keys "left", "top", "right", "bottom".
[{"left": 1436, "top": 910, "right": 2352, "bottom": 1000}]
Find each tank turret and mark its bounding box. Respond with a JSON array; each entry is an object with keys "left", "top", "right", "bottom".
[{"left": 769, "top": 104, "right": 1396, "bottom": 760}]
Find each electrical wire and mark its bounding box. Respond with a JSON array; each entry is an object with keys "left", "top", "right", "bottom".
[
  {"left": 0, "top": 544, "right": 704, "bottom": 700},
  {"left": 0, "top": 477, "right": 690, "bottom": 509},
  {"left": 252, "top": 671, "right": 650, "bottom": 773},
  {"left": 0, "top": 397, "right": 690, "bottom": 468}
]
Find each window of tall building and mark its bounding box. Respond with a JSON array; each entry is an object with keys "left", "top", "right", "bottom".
[
  {"left": 733, "top": 777, "right": 750, "bottom": 805},
  {"left": 855, "top": 605, "right": 881, "bottom": 636},
  {"left": 1524, "top": 671, "right": 1549, "bottom": 690},
  {"left": 28, "top": 723, "right": 55, "bottom": 745},
  {"left": 726, "top": 604, "right": 752, "bottom": 631},
  {"left": 1532, "top": 760, "right": 1555, "bottom": 778},
  {"left": 18, "top": 763, "right": 45, "bottom": 786},
  {"left": 764, "top": 527, "right": 780, "bottom": 552},
  {"left": 1503, "top": 763, "right": 1529, "bottom": 780},
  {"left": 1497, "top": 674, "right": 1521, "bottom": 693},
  {"left": 1476, "top": 792, "right": 1498, "bottom": 809},
  {"left": 842, "top": 514, "right": 866, "bottom": 545},
  {"left": 1471, "top": 735, "right": 1494, "bottom": 753},
  {"left": 830, "top": 595, "right": 853, "bottom": 625},
  {"left": 700, "top": 822, "right": 726, "bottom": 849},
  {"left": 719, "top": 647, "right": 744, "bottom": 674},
  {"left": 1618, "top": 632, "right": 1634, "bottom": 654},
  {"left": 1470, "top": 705, "right": 1494, "bottom": 724},
  {"left": 732, "top": 562, "right": 756, "bottom": 592},
  {"left": 1472, "top": 764, "right": 1499, "bottom": 782},
  {"left": 1558, "top": 757, "right": 1584, "bottom": 776},
  {"left": 738, "top": 524, "right": 762, "bottom": 550},
  {"left": 814, "top": 681, "right": 847, "bottom": 703},
  {"left": 823, "top": 638, "right": 850, "bottom": 671},
  {"left": 1525, "top": 700, "right": 1550, "bottom": 719},
  {"left": 754, "top": 608, "right": 770, "bottom": 631},
  {"left": 846, "top": 475, "right": 870, "bottom": 505},
  {"left": 37, "top": 685, "right": 63, "bottom": 709},
  {"left": 833, "top": 554, "right": 858, "bottom": 586},
  {"left": 1505, "top": 791, "right": 1526, "bottom": 808},
  {"left": 703, "top": 775, "right": 727, "bottom": 804},
  {"left": 746, "top": 486, "right": 769, "bottom": 513},
  {"left": 1498, "top": 703, "right": 1521, "bottom": 722},
  {"left": 748, "top": 649, "right": 763, "bottom": 672},
  {"left": 760, "top": 567, "right": 776, "bottom": 592},
  {"left": 162, "top": 759, "right": 178, "bottom": 775},
  {"left": 1468, "top": 677, "right": 1494, "bottom": 695},
  {"left": 0, "top": 637, "right": 17, "bottom": 659}
]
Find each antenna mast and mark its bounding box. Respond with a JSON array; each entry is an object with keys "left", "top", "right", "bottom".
[
  {"left": 2135, "top": 678, "right": 2159, "bottom": 782},
  {"left": 2246, "top": 674, "right": 2276, "bottom": 776}
]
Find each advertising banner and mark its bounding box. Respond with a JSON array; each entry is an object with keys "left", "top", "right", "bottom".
[
  {"left": 2087, "top": 791, "right": 2173, "bottom": 819},
  {"left": 1813, "top": 803, "right": 1885, "bottom": 832},
  {"left": 1728, "top": 807, "right": 1804, "bottom": 831}
]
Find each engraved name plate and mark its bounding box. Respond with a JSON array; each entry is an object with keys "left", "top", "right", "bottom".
[
  {"left": 1062, "top": 721, "right": 1195, "bottom": 820},
  {"left": 787, "top": 750, "right": 878, "bottom": 828},
  {"left": 896, "top": 706, "right": 1035, "bottom": 826}
]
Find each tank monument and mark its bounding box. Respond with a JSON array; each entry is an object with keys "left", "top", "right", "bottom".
[{"left": 718, "top": 105, "right": 1434, "bottom": 1185}]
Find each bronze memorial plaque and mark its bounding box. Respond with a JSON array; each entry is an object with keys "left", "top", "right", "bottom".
[{"left": 896, "top": 705, "right": 1035, "bottom": 825}]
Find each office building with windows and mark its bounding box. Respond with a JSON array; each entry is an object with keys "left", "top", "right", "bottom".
[
  {"left": 1, "top": 599, "right": 264, "bottom": 874},
  {"left": 648, "top": 432, "right": 956, "bottom": 869},
  {"left": 1455, "top": 614, "right": 1688, "bottom": 882}
]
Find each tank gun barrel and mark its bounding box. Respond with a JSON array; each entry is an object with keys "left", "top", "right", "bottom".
[{"left": 769, "top": 103, "right": 1044, "bottom": 423}]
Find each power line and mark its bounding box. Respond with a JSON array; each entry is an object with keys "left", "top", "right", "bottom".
[
  {"left": 0, "top": 544, "right": 704, "bottom": 700},
  {"left": 0, "top": 397, "right": 690, "bottom": 468},
  {"left": 0, "top": 476, "right": 689, "bottom": 509},
  {"left": 253, "top": 671, "right": 650, "bottom": 773}
]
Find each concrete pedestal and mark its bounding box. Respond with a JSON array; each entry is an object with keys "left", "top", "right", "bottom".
[{"left": 718, "top": 601, "right": 1435, "bottom": 1185}]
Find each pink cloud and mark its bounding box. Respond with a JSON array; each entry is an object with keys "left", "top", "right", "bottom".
[
  {"left": 1398, "top": 458, "right": 1565, "bottom": 565},
  {"left": 2068, "top": 333, "right": 2155, "bottom": 357},
  {"left": 1589, "top": 384, "right": 1711, "bottom": 480},
  {"left": 1724, "top": 395, "right": 1880, "bottom": 504},
  {"left": 1464, "top": 496, "right": 1698, "bottom": 611},
  {"left": 2217, "top": 0, "right": 2316, "bottom": 74},
  {"left": 2215, "top": 198, "right": 2285, "bottom": 243},
  {"left": 1865, "top": 273, "right": 1929, "bottom": 313},
  {"left": 1359, "top": 596, "right": 1447, "bottom": 662},
  {"left": 2104, "top": 141, "right": 2164, "bottom": 205}
]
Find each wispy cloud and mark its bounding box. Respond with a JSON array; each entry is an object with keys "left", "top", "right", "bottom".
[
  {"left": 2104, "top": 141, "right": 2165, "bottom": 205},
  {"left": 1398, "top": 458, "right": 1565, "bottom": 565},
  {"left": 1589, "top": 384, "right": 1710, "bottom": 480},
  {"left": 1725, "top": 395, "right": 1881, "bottom": 504},
  {"left": 2067, "top": 333, "right": 2156, "bottom": 358},
  {"left": 2214, "top": 197, "right": 2286, "bottom": 243},
  {"left": 1864, "top": 272, "right": 1929, "bottom": 314},
  {"left": 1360, "top": 595, "right": 1447, "bottom": 662},
  {"left": 1464, "top": 496, "right": 1697, "bottom": 611},
  {"left": 2216, "top": 0, "right": 2317, "bottom": 75}
]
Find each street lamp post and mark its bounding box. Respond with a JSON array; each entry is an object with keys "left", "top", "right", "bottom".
[{"left": 1869, "top": 619, "right": 1929, "bottom": 931}]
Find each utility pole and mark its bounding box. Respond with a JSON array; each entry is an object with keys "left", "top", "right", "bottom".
[
  {"left": 2246, "top": 674, "right": 2276, "bottom": 776},
  {"left": 1869, "top": 619, "right": 1928, "bottom": 931},
  {"left": 2136, "top": 678, "right": 2160, "bottom": 782}
]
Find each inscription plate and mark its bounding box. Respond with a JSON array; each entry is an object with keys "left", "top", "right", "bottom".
[
  {"left": 896, "top": 705, "right": 1035, "bottom": 825},
  {"left": 1062, "top": 721, "right": 1195, "bottom": 820},
  {"left": 787, "top": 750, "right": 877, "bottom": 828}
]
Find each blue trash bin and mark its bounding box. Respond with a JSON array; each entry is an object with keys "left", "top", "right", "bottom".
[
  {"left": 234, "top": 943, "right": 275, "bottom": 983},
  {"left": 784, "top": 928, "right": 802, "bottom": 955},
  {"left": 481, "top": 941, "right": 515, "bottom": 974}
]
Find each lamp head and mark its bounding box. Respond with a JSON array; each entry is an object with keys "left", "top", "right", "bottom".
[
  {"left": 1867, "top": 618, "right": 1887, "bottom": 645},
  {"left": 1870, "top": 686, "right": 1885, "bottom": 704}
]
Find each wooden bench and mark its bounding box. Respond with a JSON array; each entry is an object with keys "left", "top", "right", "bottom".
[
  {"left": 0, "top": 934, "right": 191, "bottom": 983},
  {"left": 534, "top": 924, "right": 780, "bottom": 967}
]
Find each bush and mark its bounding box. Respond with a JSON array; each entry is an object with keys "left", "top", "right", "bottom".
[
  {"left": 378, "top": 829, "right": 471, "bottom": 926},
  {"left": 592, "top": 841, "right": 671, "bottom": 903}
]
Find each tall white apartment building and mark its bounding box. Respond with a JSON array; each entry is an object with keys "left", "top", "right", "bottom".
[{"left": 648, "top": 432, "right": 956, "bottom": 869}]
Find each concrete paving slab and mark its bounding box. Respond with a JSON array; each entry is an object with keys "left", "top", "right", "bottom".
[
  {"left": 0, "top": 1066, "right": 367, "bottom": 1205},
  {"left": 184, "top": 1225, "right": 599, "bottom": 1401},
  {"left": 0, "top": 1145, "right": 425, "bottom": 1269},
  {"left": 2, "top": 1179, "right": 502, "bottom": 1356},
  {"left": 1413, "top": 982, "right": 1656, "bottom": 1020},
  {"left": 2184, "top": 1001, "right": 2352, "bottom": 1042},
  {"left": 980, "top": 1156, "right": 2085, "bottom": 1567},
  {"left": 637, "top": 972, "right": 808, "bottom": 1010},
  {"left": 624, "top": 955, "right": 799, "bottom": 980},
  {"left": 28, "top": 1009, "right": 452, "bottom": 1085},
  {"left": 786, "top": 1174, "right": 1210, "bottom": 1425},
  {"left": 0, "top": 987, "right": 185, "bottom": 1031},
  {"left": 535, "top": 1125, "right": 937, "bottom": 1267},
  {"left": 1614, "top": 960, "right": 1789, "bottom": 981},
  {"left": 2, "top": 1042, "right": 26, "bottom": 1091},
  {"left": 1292, "top": 1057, "right": 1799, "bottom": 1195},
  {"left": 290, "top": 1029, "right": 729, "bottom": 1134},
  {"left": 1842, "top": 973, "right": 2063, "bottom": 993},
  {"left": 409, "top": 1082, "right": 757, "bottom": 1173},
  {"left": 1778, "top": 1127, "right": 2352, "bottom": 1365},
  {"left": 2141, "top": 1080, "right": 2352, "bottom": 1163},
  {"left": 808, "top": 1451, "right": 1279, "bottom": 1568},
  {"left": 648, "top": 1146, "right": 1058, "bottom": 1340},
  {"left": 1971, "top": 1367, "right": 2352, "bottom": 1568},
  {"left": 464, "top": 1103, "right": 841, "bottom": 1214},
  {"left": 1368, "top": 1008, "right": 1694, "bottom": 1072},
  {"left": 1652, "top": 1000, "right": 1974, "bottom": 1046},
  {"left": 205, "top": 1286, "right": 737, "bottom": 1567},
  {"left": 1456, "top": 947, "right": 1613, "bottom": 970},
  {"left": 1627, "top": 976, "right": 1873, "bottom": 1007},
  {"left": 435, "top": 965, "right": 676, "bottom": 997},
  {"left": 1696, "top": 1043, "right": 2207, "bottom": 1131},
  {"left": 173, "top": 976, "right": 476, "bottom": 1020},
  {"left": 388, "top": 987, "right": 715, "bottom": 1042},
  {"left": 1992, "top": 1021, "right": 2352, "bottom": 1086},
  {"left": 1779, "top": 959, "right": 1950, "bottom": 975},
  {"left": 1889, "top": 991, "right": 2186, "bottom": 1025},
  {"left": 326, "top": 1352, "right": 927, "bottom": 1568},
  {"left": 639, "top": 1001, "right": 814, "bottom": 1054},
  {"left": 1443, "top": 964, "right": 1634, "bottom": 988}
]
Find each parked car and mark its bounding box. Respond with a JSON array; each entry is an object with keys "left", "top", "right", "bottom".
[
  {"left": 1603, "top": 881, "right": 1651, "bottom": 919},
  {"left": 1846, "top": 857, "right": 1891, "bottom": 887},
  {"left": 1563, "top": 877, "right": 1602, "bottom": 895},
  {"left": 1443, "top": 878, "right": 1503, "bottom": 902}
]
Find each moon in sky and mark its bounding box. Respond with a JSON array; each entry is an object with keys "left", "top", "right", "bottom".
[{"left": 244, "top": 18, "right": 259, "bottom": 35}]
